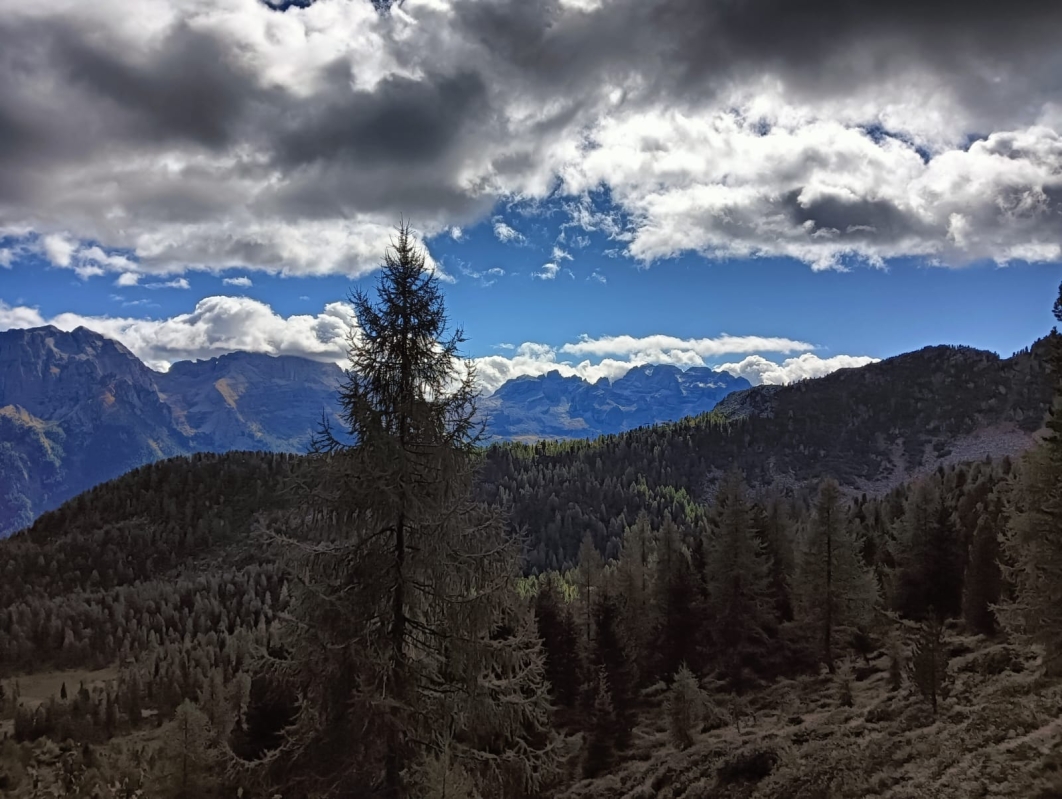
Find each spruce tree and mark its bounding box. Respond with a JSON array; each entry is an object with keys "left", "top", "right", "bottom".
[
  {"left": 265, "top": 223, "right": 556, "bottom": 797},
  {"left": 795, "top": 480, "right": 879, "bottom": 674}
]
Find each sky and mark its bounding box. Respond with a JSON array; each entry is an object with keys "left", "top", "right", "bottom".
[{"left": 1, "top": 0, "right": 1061, "bottom": 394}]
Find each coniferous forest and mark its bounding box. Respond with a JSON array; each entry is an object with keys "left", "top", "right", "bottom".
[{"left": 3, "top": 227, "right": 1062, "bottom": 798}]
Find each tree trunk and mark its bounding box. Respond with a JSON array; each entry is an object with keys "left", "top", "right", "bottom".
[
  {"left": 825, "top": 506, "right": 835, "bottom": 675},
  {"left": 386, "top": 513, "right": 406, "bottom": 798}
]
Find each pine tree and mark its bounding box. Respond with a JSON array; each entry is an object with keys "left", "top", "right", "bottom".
[
  {"left": 907, "top": 616, "right": 949, "bottom": 715},
  {"left": 795, "top": 480, "right": 879, "bottom": 674},
  {"left": 704, "top": 472, "right": 775, "bottom": 689},
  {"left": 666, "top": 664, "right": 704, "bottom": 750},
  {"left": 266, "top": 223, "right": 557, "bottom": 797}
]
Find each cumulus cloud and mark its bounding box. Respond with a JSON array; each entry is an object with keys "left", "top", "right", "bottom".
[
  {"left": 115, "top": 273, "right": 140, "bottom": 287},
  {"left": 223, "top": 276, "right": 253, "bottom": 287},
  {"left": 0, "top": 0, "right": 1058, "bottom": 277},
  {"left": 0, "top": 294, "right": 874, "bottom": 392},
  {"left": 717, "top": 353, "right": 880, "bottom": 385},
  {"left": 0, "top": 296, "right": 356, "bottom": 371},
  {"left": 560, "top": 333, "right": 814, "bottom": 358}
]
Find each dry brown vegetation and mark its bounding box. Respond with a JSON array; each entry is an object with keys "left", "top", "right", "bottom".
[{"left": 551, "top": 631, "right": 1062, "bottom": 799}]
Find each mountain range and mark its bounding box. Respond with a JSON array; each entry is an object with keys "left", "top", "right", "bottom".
[
  {"left": 479, "top": 365, "right": 751, "bottom": 441},
  {"left": 0, "top": 326, "right": 344, "bottom": 535},
  {"left": 0, "top": 326, "right": 756, "bottom": 535}
]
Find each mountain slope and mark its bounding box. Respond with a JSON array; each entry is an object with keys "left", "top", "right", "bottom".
[{"left": 0, "top": 326, "right": 343, "bottom": 535}]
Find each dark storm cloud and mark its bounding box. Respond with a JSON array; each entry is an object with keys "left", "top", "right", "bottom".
[
  {"left": 0, "top": 0, "right": 1059, "bottom": 275},
  {"left": 275, "top": 70, "right": 490, "bottom": 167},
  {"left": 55, "top": 23, "right": 262, "bottom": 148}
]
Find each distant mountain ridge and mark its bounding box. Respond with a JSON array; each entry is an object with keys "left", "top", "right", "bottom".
[
  {"left": 1, "top": 326, "right": 1053, "bottom": 537},
  {"left": 0, "top": 326, "right": 345, "bottom": 534},
  {"left": 0, "top": 327, "right": 749, "bottom": 534},
  {"left": 479, "top": 364, "right": 751, "bottom": 440}
]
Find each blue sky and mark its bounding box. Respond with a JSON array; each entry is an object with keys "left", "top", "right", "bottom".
[{"left": 1, "top": 0, "right": 1060, "bottom": 392}]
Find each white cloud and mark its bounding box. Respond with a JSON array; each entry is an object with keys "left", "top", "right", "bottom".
[
  {"left": 0, "top": 250, "right": 11, "bottom": 268},
  {"left": 0, "top": 296, "right": 357, "bottom": 372},
  {"left": 223, "top": 276, "right": 253, "bottom": 287},
  {"left": 590, "top": 271, "right": 606, "bottom": 283},
  {"left": 41, "top": 234, "right": 76, "bottom": 268},
  {"left": 493, "top": 220, "right": 525, "bottom": 244},
  {"left": 450, "top": 226, "right": 464, "bottom": 241},
  {"left": 144, "top": 277, "right": 190, "bottom": 290},
  {"left": 532, "top": 262, "right": 560, "bottom": 280},
  {"left": 115, "top": 273, "right": 140, "bottom": 287},
  {"left": 0, "top": 294, "right": 876, "bottom": 393},
  {"left": 717, "top": 353, "right": 880, "bottom": 385},
  {"left": 0, "top": 300, "right": 46, "bottom": 330},
  {"left": 560, "top": 333, "right": 815, "bottom": 358}
]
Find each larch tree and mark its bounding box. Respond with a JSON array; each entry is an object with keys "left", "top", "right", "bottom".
[
  {"left": 892, "top": 480, "right": 965, "bottom": 620},
  {"left": 615, "top": 511, "right": 654, "bottom": 683},
  {"left": 999, "top": 283, "right": 1062, "bottom": 674},
  {"left": 262, "top": 223, "right": 557, "bottom": 798},
  {"left": 962, "top": 506, "right": 1004, "bottom": 636},
  {"left": 576, "top": 532, "right": 604, "bottom": 648},
  {"left": 703, "top": 472, "right": 775, "bottom": 690},
  {"left": 651, "top": 514, "right": 698, "bottom": 680},
  {"left": 158, "top": 699, "right": 216, "bottom": 799},
  {"left": 795, "top": 480, "right": 879, "bottom": 674}
]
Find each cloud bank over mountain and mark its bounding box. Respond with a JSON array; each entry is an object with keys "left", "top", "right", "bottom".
[
  {"left": 0, "top": 297, "right": 876, "bottom": 390},
  {"left": 0, "top": 0, "right": 1059, "bottom": 280}
]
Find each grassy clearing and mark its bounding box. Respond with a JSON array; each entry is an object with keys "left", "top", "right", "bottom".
[{"left": 5, "top": 667, "right": 119, "bottom": 710}]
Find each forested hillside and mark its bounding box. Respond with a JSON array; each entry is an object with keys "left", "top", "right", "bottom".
[
  {"left": 2, "top": 231, "right": 1061, "bottom": 799},
  {"left": 0, "top": 326, "right": 343, "bottom": 536}
]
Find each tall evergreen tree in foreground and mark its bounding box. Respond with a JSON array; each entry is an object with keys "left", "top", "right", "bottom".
[
  {"left": 999, "top": 282, "right": 1062, "bottom": 675},
  {"left": 264, "top": 223, "right": 556, "bottom": 797}
]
